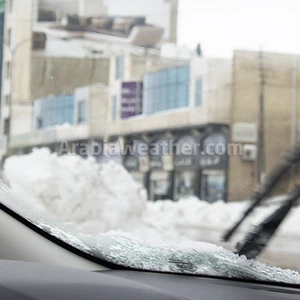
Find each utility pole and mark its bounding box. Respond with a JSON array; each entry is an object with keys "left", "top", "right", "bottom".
[{"left": 258, "top": 50, "right": 266, "bottom": 184}]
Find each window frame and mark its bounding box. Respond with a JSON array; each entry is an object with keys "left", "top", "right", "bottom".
[{"left": 77, "top": 100, "right": 87, "bottom": 124}]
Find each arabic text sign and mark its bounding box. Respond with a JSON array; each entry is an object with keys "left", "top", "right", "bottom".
[{"left": 121, "top": 82, "right": 143, "bottom": 119}]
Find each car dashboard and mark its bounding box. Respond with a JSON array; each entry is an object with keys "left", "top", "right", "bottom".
[{"left": 1, "top": 260, "right": 300, "bottom": 300}]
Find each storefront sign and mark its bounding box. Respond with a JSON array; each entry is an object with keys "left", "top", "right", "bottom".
[
  {"left": 149, "top": 159, "right": 163, "bottom": 169},
  {"left": 174, "top": 156, "right": 193, "bottom": 167},
  {"left": 232, "top": 123, "right": 257, "bottom": 143},
  {"left": 174, "top": 135, "right": 200, "bottom": 169},
  {"left": 121, "top": 82, "right": 143, "bottom": 119},
  {"left": 124, "top": 156, "right": 139, "bottom": 170},
  {"left": 199, "top": 156, "right": 222, "bottom": 168}
]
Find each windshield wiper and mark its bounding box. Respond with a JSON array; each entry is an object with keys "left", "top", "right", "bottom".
[
  {"left": 234, "top": 185, "right": 300, "bottom": 259},
  {"left": 222, "top": 147, "right": 300, "bottom": 242}
]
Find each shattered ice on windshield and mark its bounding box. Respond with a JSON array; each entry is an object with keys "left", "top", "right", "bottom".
[
  {"left": 29, "top": 216, "right": 300, "bottom": 285},
  {"left": 80, "top": 231, "right": 300, "bottom": 284}
]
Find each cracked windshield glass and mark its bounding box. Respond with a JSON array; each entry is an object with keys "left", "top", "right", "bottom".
[{"left": 1, "top": 0, "right": 300, "bottom": 285}]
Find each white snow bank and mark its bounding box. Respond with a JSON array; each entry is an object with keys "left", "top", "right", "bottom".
[
  {"left": 142, "top": 196, "right": 300, "bottom": 242},
  {"left": 1, "top": 174, "right": 299, "bottom": 284},
  {"left": 4, "top": 148, "right": 300, "bottom": 240},
  {"left": 4, "top": 148, "right": 300, "bottom": 241},
  {"left": 4, "top": 148, "right": 300, "bottom": 273},
  {"left": 4, "top": 148, "right": 147, "bottom": 233}
]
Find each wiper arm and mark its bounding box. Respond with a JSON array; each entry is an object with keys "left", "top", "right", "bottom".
[
  {"left": 222, "top": 147, "right": 300, "bottom": 242},
  {"left": 235, "top": 185, "right": 300, "bottom": 259}
]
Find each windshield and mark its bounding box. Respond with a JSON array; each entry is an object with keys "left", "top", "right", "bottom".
[{"left": 0, "top": 0, "right": 300, "bottom": 287}]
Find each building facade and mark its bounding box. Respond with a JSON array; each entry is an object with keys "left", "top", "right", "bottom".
[
  {"left": 0, "top": 0, "right": 179, "bottom": 159},
  {"left": 107, "top": 51, "right": 300, "bottom": 202},
  {"left": 1, "top": 3, "right": 299, "bottom": 203}
]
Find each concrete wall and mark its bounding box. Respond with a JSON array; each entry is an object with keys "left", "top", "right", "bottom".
[
  {"left": 31, "top": 54, "right": 110, "bottom": 100},
  {"left": 88, "top": 84, "right": 109, "bottom": 138},
  {"left": 228, "top": 50, "right": 300, "bottom": 201},
  {"left": 130, "top": 54, "right": 187, "bottom": 81}
]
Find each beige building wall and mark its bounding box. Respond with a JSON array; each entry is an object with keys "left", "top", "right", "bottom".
[
  {"left": 129, "top": 53, "right": 187, "bottom": 81},
  {"left": 31, "top": 54, "right": 110, "bottom": 100},
  {"left": 229, "top": 50, "right": 300, "bottom": 201},
  {"left": 88, "top": 84, "right": 109, "bottom": 138},
  {"left": 1, "top": 0, "right": 34, "bottom": 137}
]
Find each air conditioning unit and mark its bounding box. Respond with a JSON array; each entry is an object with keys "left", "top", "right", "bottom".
[{"left": 242, "top": 144, "right": 257, "bottom": 161}]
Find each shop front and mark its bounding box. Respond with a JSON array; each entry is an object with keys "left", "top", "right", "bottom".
[
  {"left": 123, "top": 139, "right": 149, "bottom": 189},
  {"left": 149, "top": 136, "right": 174, "bottom": 201},
  {"left": 173, "top": 134, "right": 201, "bottom": 201},
  {"left": 199, "top": 131, "right": 228, "bottom": 203}
]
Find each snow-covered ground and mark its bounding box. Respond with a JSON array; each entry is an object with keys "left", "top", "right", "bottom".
[{"left": 3, "top": 148, "right": 300, "bottom": 271}]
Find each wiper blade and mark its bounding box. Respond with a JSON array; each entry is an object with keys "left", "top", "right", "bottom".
[
  {"left": 222, "top": 147, "right": 300, "bottom": 242},
  {"left": 235, "top": 185, "right": 300, "bottom": 259}
]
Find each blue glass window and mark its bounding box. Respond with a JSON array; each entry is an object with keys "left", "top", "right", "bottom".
[
  {"left": 36, "top": 94, "right": 75, "bottom": 129},
  {"left": 168, "top": 68, "right": 177, "bottom": 83},
  {"left": 143, "top": 64, "right": 190, "bottom": 115}
]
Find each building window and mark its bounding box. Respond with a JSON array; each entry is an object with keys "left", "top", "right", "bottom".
[
  {"left": 116, "top": 56, "right": 124, "bottom": 80},
  {"left": 112, "top": 95, "right": 117, "bottom": 120},
  {"left": 4, "top": 118, "right": 10, "bottom": 136},
  {"left": 36, "top": 117, "right": 43, "bottom": 129},
  {"left": 37, "top": 94, "right": 75, "bottom": 129},
  {"left": 201, "top": 170, "right": 226, "bottom": 203},
  {"left": 5, "top": 61, "right": 11, "bottom": 79},
  {"left": 195, "top": 77, "right": 203, "bottom": 106},
  {"left": 143, "top": 65, "right": 190, "bottom": 115},
  {"left": 77, "top": 100, "right": 87, "bottom": 124},
  {"left": 5, "top": 94, "right": 11, "bottom": 106}
]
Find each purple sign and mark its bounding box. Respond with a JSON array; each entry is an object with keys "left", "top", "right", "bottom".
[{"left": 121, "top": 82, "right": 143, "bottom": 119}]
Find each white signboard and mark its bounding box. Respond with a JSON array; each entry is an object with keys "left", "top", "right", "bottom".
[{"left": 232, "top": 123, "right": 257, "bottom": 143}]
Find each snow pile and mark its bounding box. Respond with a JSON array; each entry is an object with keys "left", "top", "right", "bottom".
[
  {"left": 4, "top": 148, "right": 300, "bottom": 272},
  {"left": 3, "top": 148, "right": 300, "bottom": 241},
  {"left": 4, "top": 148, "right": 147, "bottom": 233}
]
